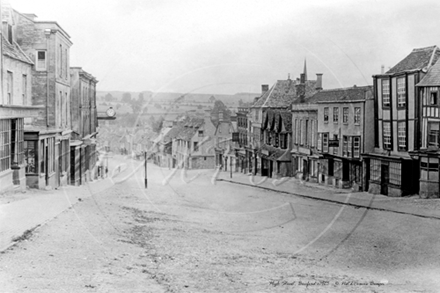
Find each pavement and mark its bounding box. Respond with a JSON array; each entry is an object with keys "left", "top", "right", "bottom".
[
  {"left": 2, "top": 155, "right": 440, "bottom": 253},
  {"left": 216, "top": 170, "right": 440, "bottom": 220}
]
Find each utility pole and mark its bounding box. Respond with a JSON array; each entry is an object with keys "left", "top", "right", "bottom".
[
  {"left": 144, "top": 151, "right": 148, "bottom": 188},
  {"left": 230, "top": 155, "right": 232, "bottom": 178}
]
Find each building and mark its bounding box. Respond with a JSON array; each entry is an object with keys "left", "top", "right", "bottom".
[
  {"left": 255, "top": 65, "right": 321, "bottom": 178},
  {"left": 14, "top": 10, "right": 73, "bottom": 189},
  {"left": 313, "top": 86, "right": 374, "bottom": 190},
  {"left": 410, "top": 58, "right": 440, "bottom": 198},
  {"left": 70, "top": 67, "right": 98, "bottom": 185},
  {"left": 291, "top": 101, "right": 319, "bottom": 182},
  {"left": 173, "top": 117, "right": 216, "bottom": 169},
  {"left": 246, "top": 87, "right": 268, "bottom": 175},
  {"left": 0, "top": 3, "right": 42, "bottom": 193},
  {"left": 364, "top": 46, "right": 440, "bottom": 196},
  {"left": 235, "top": 106, "right": 249, "bottom": 172}
]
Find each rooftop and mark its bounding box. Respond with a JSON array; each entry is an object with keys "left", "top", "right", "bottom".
[{"left": 385, "top": 46, "right": 440, "bottom": 75}]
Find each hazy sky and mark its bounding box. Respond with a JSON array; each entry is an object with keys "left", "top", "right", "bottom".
[{"left": 9, "top": 0, "right": 440, "bottom": 94}]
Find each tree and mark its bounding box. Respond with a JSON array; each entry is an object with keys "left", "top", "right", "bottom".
[
  {"left": 122, "top": 92, "right": 132, "bottom": 104},
  {"left": 105, "top": 93, "right": 114, "bottom": 102},
  {"left": 138, "top": 92, "right": 145, "bottom": 104}
]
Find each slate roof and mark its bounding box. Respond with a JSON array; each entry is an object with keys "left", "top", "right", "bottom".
[
  {"left": 162, "top": 125, "right": 184, "bottom": 144},
  {"left": 252, "top": 79, "right": 318, "bottom": 109},
  {"left": 386, "top": 46, "right": 440, "bottom": 74},
  {"left": 2, "top": 35, "right": 33, "bottom": 64},
  {"left": 306, "top": 86, "right": 373, "bottom": 103},
  {"left": 417, "top": 59, "right": 440, "bottom": 87}
]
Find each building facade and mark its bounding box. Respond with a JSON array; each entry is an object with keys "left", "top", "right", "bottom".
[
  {"left": 69, "top": 67, "right": 98, "bottom": 185},
  {"left": 410, "top": 58, "right": 440, "bottom": 198},
  {"left": 0, "top": 4, "right": 42, "bottom": 192},
  {"left": 314, "top": 86, "right": 374, "bottom": 190},
  {"left": 15, "top": 10, "right": 73, "bottom": 189},
  {"left": 291, "top": 102, "right": 319, "bottom": 182},
  {"left": 364, "top": 46, "right": 440, "bottom": 196}
]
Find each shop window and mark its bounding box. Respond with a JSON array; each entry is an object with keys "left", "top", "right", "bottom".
[
  {"left": 421, "top": 157, "right": 439, "bottom": 182},
  {"left": 11, "top": 119, "right": 24, "bottom": 165},
  {"left": 389, "top": 162, "right": 401, "bottom": 185},
  {"left": 370, "top": 159, "right": 381, "bottom": 182},
  {"left": 24, "top": 141, "right": 38, "bottom": 173},
  {"left": 0, "top": 120, "right": 11, "bottom": 172}
]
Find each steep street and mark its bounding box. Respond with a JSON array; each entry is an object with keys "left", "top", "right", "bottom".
[{"left": 1, "top": 156, "right": 439, "bottom": 292}]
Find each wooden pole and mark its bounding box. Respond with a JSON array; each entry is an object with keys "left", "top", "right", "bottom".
[{"left": 144, "top": 151, "right": 148, "bottom": 188}]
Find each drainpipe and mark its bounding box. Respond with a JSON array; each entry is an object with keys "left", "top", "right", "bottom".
[{"left": 44, "top": 29, "right": 52, "bottom": 128}]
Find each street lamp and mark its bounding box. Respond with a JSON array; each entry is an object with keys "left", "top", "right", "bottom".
[{"left": 144, "top": 151, "right": 148, "bottom": 188}]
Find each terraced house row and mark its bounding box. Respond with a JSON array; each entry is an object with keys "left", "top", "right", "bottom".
[
  {"left": 235, "top": 46, "right": 440, "bottom": 198},
  {"left": 0, "top": 2, "right": 99, "bottom": 193}
]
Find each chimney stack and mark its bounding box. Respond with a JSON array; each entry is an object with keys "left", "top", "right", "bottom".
[
  {"left": 381, "top": 65, "right": 385, "bottom": 74},
  {"left": 261, "top": 84, "right": 269, "bottom": 94},
  {"left": 316, "top": 73, "right": 323, "bottom": 90}
]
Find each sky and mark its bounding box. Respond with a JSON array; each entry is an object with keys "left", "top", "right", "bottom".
[{"left": 8, "top": 0, "right": 440, "bottom": 95}]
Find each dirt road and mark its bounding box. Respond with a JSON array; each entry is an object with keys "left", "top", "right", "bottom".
[{"left": 0, "top": 161, "right": 439, "bottom": 292}]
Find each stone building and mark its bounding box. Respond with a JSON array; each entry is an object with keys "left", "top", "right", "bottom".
[
  {"left": 14, "top": 10, "right": 73, "bottom": 189},
  {"left": 0, "top": 3, "right": 42, "bottom": 193},
  {"left": 364, "top": 46, "right": 440, "bottom": 196},
  {"left": 313, "top": 86, "right": 374, "bottom": 190},
  {"left": 254, "top": 64, "right": 321, "bottom": 178},
  {"left": 69, "top": 67, "right": 98, "bottom": 185}
]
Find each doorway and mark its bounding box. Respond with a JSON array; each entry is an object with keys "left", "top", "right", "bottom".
[{"left": 381, "top": 164, "right": 389, "bottom": 196}]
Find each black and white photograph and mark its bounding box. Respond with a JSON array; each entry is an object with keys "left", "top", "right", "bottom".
[{"left": 1, "top": 0, "right": 440, "bottom": 292}]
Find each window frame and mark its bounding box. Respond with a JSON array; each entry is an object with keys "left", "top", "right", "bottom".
[
  {"left": 397, "top": 77, "right": 406, "bottom": 108},
  {"left": 397, "top": 121, "right": 407, "bottom": 151},
  {"left": 333, "top": 107, "right": 339, "bottom": 124},
  {"left": 382, "top": 79, "right": 390, "bottom": 108},
  {"left": 343, "top": 107, "right": 349, "bottom": 124},
  {"left": 36, "top": 50, "right": 47, "bottom": 71},
  {"left": 354, "top": 107, "right": 361, "bottom": 125},
  {"left": 324, "top": 107, "right": 329, "bottom": 123},
  {"left": 383, "top": 121, "right": 392, "bottom": 150}
]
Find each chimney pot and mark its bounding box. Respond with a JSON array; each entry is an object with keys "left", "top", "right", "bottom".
[{"left": 316, "top": 73, "right": 323, "bottom": 90}]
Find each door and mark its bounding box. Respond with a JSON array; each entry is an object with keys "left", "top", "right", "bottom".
[
  {"left": 342, "top": 160, "right": 350, "bottom": 182},
  {"left": 45, "top": 143, "right": 49, "bottom": 186},
  {"left": 381, "top": 164, "right": 389, "bottom": 196},
  {"left": 303, "top": 159, "right": 308, "bottom": 180}
]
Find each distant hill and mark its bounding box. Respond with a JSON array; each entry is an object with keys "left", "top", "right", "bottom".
[{"left": 97, "top": 91, "right": 260, "bottom": 105}]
